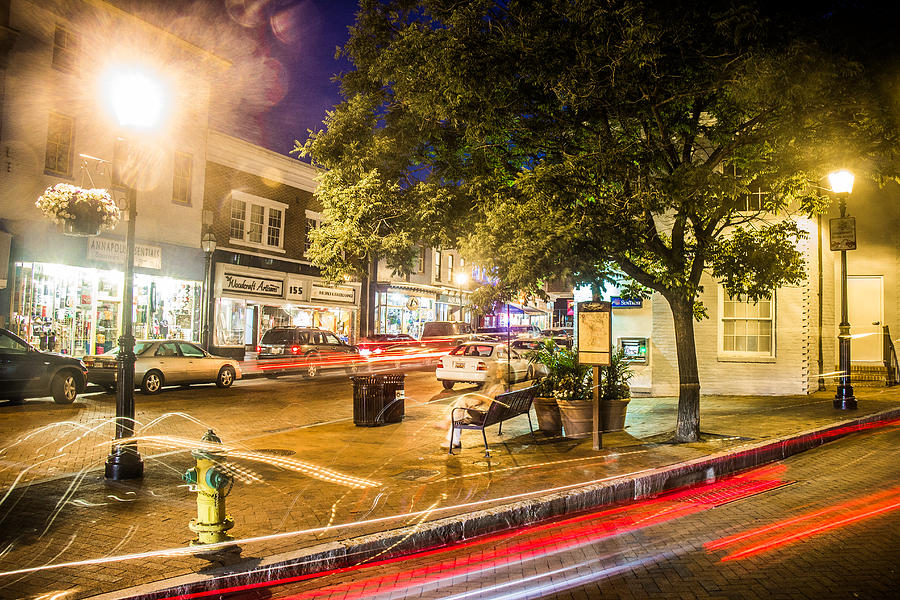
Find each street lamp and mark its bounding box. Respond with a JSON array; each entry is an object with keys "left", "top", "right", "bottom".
[
  {"left": 828, "top": 169, "right": 857, "bottom": 410},
  {"left": 200, "top": 230, "right": 217, "bottom": 351},
  {"left": 102, "top": 65, "right": 169, "bottom": 480}
]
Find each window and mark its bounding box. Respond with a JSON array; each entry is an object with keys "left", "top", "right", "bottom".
[
  {"left": 172, "top": 152, "right": 192, "bottom": 205},
  {"left": 417, "top": 246, "right": 425, "bottom": 273},
  {"left": 720, "top": 289, "right": 775, "bottom": 356},
  {"left": 52, "top": 25, "right": 79, "bottom": 72},
  {"left": 724, "top": 164, "right": 769, "bottom": 212},
  {"left": 45, "top": 112, "right": 73, "bottom": 176},
  {"left": 177, "top": 342, "right": 205, "bottom": 358},
  {"left": 433, "top": 248, "right": 442, "bottom": 282},
  {"left": 305, "top": 210, "right": 323, "bottom": 256},
  {"left": 228, "top": 191, "right": 286, "bottom": 251},
  {"left": 447, "top": 254, "right": 455, "bottom": 283}
]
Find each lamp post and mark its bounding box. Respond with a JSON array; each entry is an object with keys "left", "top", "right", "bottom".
[
  {"left": 201, "top": 230, "right": 217, "bottom": 351},
  {"left": 102, "top": 66, "right": 169, "bottom": 480},
  {"left": 828, "top": 169, "right": 857, "bottom": 410}
]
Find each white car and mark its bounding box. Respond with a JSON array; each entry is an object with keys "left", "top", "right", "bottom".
[{"left": 436, "top": 341, "right": 537, "bottom": 390}]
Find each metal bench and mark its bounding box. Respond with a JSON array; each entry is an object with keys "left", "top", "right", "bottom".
[{"left": 449, "top": 385, "right": 538, "bottom": 456}]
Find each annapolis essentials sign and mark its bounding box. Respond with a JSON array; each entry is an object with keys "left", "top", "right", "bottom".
[
  {"left": 87, "top": 237, "right": 162, "bottom": 269},
  {"left": 222, "top": 272, "right": 284, "bottom": 298}
]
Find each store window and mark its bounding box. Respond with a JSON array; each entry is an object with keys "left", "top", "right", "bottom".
[
  {"left": 45, "top": 112, "right": 74, "bottom": 176},
  {"left": 172, "top": 151, "right": 192, "bottom": 205},
  {"left": 215, "top": 297, "right": 247, "bottom": 347},
  {"left": 229, "top": 191, "right": 285, "bottom": 251},
  {"left": 719, "top": 288, "right": 775, "bottom": 356},
  {"left": 52, "top": 25, "right": 79, "bottom": 72},
  {"left": 10, "top": 262, "right": 199, "bottom": 356}
]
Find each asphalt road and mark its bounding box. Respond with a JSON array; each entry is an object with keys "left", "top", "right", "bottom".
[
  {"left": 0, "top": 363, "right": 449, "bottom": 489},
  {"left": 208, "top": 420, "right": 900, "bottom": 600}
]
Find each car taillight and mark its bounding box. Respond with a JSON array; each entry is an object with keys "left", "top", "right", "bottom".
[
  {"left": 476, "top": 361, "right": 487, "bottom": 371},
  {"left": 290, "top": 346, "right": 301, "bottom": 355},
  {"left": 83, "top": 359, "right": 93, "bottom": 367},
  {"left": 256, "top": 345, "right": 261, "bottom": 353}
]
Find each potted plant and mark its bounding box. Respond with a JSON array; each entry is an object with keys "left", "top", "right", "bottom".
[
  {"left": 528, "top": 340, "right": 563, "bottom": 434},
  {"left": 599, "top": 347, "right": 633, "bottom": 431},
  {"left": 35, "top": 183, "right": 120, "bottom": 236},
  {"left": 530, "top": 340, "right": 594, "bottom": 438}
]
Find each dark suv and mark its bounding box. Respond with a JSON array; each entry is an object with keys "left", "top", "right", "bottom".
[
  {"left": 420, "top": 321, "right": 475, "bottom": 351},
  {"left": 257, "top": 327, "right": 361, "bottom": 378},
  {"left": 0, "top": 328, "right": 88, "bottom": 404}
]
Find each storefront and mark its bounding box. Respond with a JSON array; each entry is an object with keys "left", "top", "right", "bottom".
[
  {"left": 375, "top": 283, "right": 473, "bottom": 338},
  {"left": 479, "top": 302, "right": 551, "bottom": 330},
  {"left": 6, "top": 234, "right": 204, "bottom": 356},
  {"left": 212, "top": 264, "right": 359, "bottom": 358}
]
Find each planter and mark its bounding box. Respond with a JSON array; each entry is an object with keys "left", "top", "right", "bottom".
[
  {"left": 557, "top": 399, "right": 593, "bottom": 439},
  {"left": 533, "top": 396, "right": 562, "bottom": 434},
  {"left": 60, "top": 218, "right": 102, "bottom": 237},
  {"left": 600, "top": 397, "right": 630, "bottom": 432}
]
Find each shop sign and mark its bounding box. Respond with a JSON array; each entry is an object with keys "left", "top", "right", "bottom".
[
  {"left": 223, "top": 272, "right": 284, "bottom": 297},
  {"left": 310, "top": 283, "right": 356, "bottom": 304},
  {"left": 87, "top": 237, "right": 162, "bottom": 269},
  {"left": 611, "top": 296, "right": 643, "bottom": 308},
  {"left": 286, "top": 276, "right": 306, "bottom": 302}
]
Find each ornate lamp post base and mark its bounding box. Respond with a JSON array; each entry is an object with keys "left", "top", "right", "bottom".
[{"left": 105, "top": 444, "right": 144, "bottom": 479}]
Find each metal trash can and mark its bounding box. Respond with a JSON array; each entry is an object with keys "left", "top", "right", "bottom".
[
  {"left": 381, "top": 373, "right": 406, "bottom": 423},
  {"left": 351, "top": 375, "right": 386, "bottom": 426}
]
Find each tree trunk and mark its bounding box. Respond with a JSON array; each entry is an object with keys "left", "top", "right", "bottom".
[
  {"left": 358, "top": 255, "right": 378, "bottom": 338},
  {"left": 670, "top": 299, "right": 701, "bottom": 442}
]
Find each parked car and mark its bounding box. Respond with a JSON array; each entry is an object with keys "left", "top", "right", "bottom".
[
  {"left": 435, "top": 341, "right": 537, "bottom": 390},
  {"left": 420, "top": 321, "right": 476, "bottom": 350},
  {"left": 257, "top": 327, "right": 362, "bottom": 378},
  {"left": 83, "top": 340, "right": 242, "bottom": 395},
  {"left": 510, "top": 339, "right": 551, "bottom": 378},
  {"left": 357, "top": 333, "right": 417, "bottom": 357},
  {"left": 0, "top": 328, "right": 88, "bottom": 404},
  {"left": 475, "top": 324, "right": 542, "bottom": 342},
  {"left": 540, "top": 327, "right": 574, "bottom": 348}
]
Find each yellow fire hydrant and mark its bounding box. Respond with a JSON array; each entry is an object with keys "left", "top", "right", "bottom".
[{"left": 183, "top": 429, "right": 234, "bottom": 546}]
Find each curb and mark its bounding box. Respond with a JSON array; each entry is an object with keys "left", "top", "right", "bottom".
[{"left": 92, "top": 407, "right": 900, "bottom": 600}]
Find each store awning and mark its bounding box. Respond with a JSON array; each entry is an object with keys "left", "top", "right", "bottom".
[{"left": 496, "top": 302, "right": 547, "bottom": 316}]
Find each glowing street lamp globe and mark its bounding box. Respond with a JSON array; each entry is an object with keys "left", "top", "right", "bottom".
[
  {"left": 101, "top": 66, "right": 168, "bottom": 130},
  {"left": 828, "top": 169, "right": 854, "bottom": 195}
]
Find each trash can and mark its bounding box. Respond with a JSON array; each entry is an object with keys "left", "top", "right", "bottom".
[
  {"left": 381, "top": 373, "right": 406, "bottom": 423},
  {"left": 351, "top": 375, "right": 386, "bottom": 426}
]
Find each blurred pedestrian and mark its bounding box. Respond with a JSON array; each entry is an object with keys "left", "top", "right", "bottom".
[{"left": 439, "top": 368, "right": 510, "bottom": 449}]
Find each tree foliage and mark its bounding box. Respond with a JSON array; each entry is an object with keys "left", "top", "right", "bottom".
[{"left": 298, "top": 0, "right": 896, "bottom": 441}]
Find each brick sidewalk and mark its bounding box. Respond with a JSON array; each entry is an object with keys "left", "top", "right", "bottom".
[{"left": 1, "top": 385, "right": 899, "bottom": 600}]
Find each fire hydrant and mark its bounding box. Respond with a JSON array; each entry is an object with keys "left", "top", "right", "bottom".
[{"left": 183, "top": 429, "right": 234, "bottom": 545}]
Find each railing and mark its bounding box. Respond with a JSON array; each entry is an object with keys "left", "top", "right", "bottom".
[{"left": 884, "top": 325, "right": 900, "bottom": 387}]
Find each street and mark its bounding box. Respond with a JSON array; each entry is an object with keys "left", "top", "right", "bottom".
[{"left": 208, "top": 420, "right": 900, "bottom": 600}]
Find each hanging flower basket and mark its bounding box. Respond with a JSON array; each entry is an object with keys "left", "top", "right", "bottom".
[{"left": 35, "top": 183, "right": 120, "bottom": 237}]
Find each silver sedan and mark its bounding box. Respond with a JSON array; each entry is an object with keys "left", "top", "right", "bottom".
[{"left": 84, "top": 340, "right": 242, "bottom": 395}]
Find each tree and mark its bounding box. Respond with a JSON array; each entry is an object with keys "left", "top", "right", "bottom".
[{"left": 299, "top": 0, "right": 896, "bottom": 442}]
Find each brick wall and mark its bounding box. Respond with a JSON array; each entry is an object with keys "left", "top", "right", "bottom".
[{"left": 203, "top": 161, "right": 318, "bottom": 261}]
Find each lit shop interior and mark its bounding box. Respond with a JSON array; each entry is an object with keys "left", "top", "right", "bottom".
[
  {"left": 214, "top": 297, "right": 357, "bottom": 349},
  {"left": 9, "top": 262, "right": 201, "bottom": 356}
]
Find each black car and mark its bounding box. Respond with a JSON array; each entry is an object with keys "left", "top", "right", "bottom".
[
  {"left": 257, "top": 327, "right": 362, "bottom": 378},
  {"left": 0, "top": 328, "right": 88, "bottom": 404}
]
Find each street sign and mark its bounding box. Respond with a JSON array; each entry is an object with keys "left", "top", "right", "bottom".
[
  {"left": 830, "top": 217, "right": 857, "bottom": 251},
  {"left": 577, "top": 301, "right": 611, "bottom": 366}
]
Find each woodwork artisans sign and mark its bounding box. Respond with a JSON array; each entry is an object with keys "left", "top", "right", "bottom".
[
  {"left": 222, "top": 272, "right": 283, "bottom": 298},
  {"left": 830, "top": 217, "right": 857, "bottom": 251},
  {"left": 577, "top": 301, "right": 611, "bottom": 366}
]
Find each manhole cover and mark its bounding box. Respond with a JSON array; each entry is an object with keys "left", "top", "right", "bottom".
[
  {"left": 254, "top": 448, "right": 296, "bottom": 456},
  {"left": 393, "top": 468, "right": 440, "bottom": 481}
]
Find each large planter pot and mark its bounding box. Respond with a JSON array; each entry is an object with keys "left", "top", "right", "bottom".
[
  {"left": 60, "top": 217, "right": 101, "bottom": 237},
  {"left": 557, "top": 399, "right": 593, "bottom": 439},
  {"left": 600, "top": 397, "right": 631, "bottom": 432},
  {"left": 533, "top": 396, "right": 562, "bottom": 434}
]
